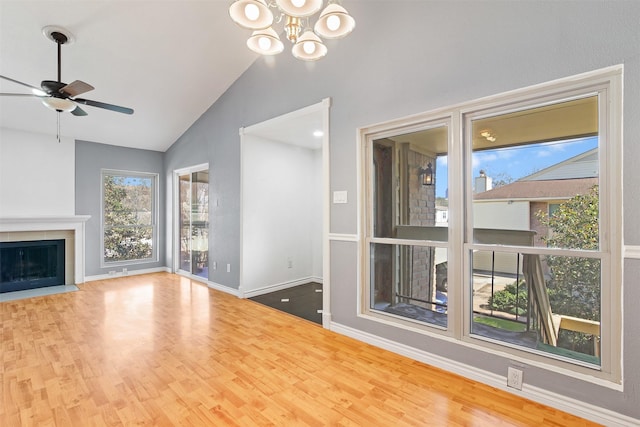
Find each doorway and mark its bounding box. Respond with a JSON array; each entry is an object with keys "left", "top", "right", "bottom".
[
  {"left": 239, "top": 99, "right": 329, "bottom": 326},
  {"left": 175, "top": 165, "right": 209, "bottom": 279}
]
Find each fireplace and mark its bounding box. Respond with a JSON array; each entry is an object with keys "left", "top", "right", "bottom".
[
  {"left": 0, "top": 239, "right": 65, "bottom": 292},
  {"left": 0, "top": 216, "right": 90, "bottom": 287}
]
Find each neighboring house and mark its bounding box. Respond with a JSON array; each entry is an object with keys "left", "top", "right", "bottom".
[
  {"left": 472, "top": 149, "right": 598, "bottom": 273},
  {"left": 474, "top": 148, "right": 598, "bottom": 246}
]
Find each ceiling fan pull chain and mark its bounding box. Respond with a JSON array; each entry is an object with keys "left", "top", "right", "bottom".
[{"left": 57, "top": 112, "right": 61, "bottom": 143}]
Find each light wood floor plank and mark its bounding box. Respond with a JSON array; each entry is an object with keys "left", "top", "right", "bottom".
[{"left": 1, "top": 273, "right": 600, "bottom": 426}]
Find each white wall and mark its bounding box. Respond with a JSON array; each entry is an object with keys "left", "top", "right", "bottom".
[
  {"left": 0, "top": 128, "right": 75, "bottom": 217},
  {"left": 241, "top": 135, "right": 322, "bottom": 293},
  {"left": 473, "top": 201, "right": 529, "bottom": 230}
]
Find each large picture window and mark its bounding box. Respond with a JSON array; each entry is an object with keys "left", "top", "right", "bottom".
[
  {"left": 360, "top": 67, "right": 622, "bottom": 383},
  {"left": 102, "top": 170, "right": 157, "bottom": 265}
]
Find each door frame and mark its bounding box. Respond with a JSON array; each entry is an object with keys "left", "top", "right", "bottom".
[
  {"left": 173, "top": 162, "right": 209, "bottom": 276},
  {"left": 238, "top": 98, "right": 331, "bottom": 327}
]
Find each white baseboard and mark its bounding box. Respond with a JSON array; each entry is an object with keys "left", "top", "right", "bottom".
[
  {"left": 84, "top": 267, "right": 170, "bottom": 282},
  {"left": 172, "top": 271, "right": 242, "bottom": 297},
  {"left": 241, "top": 276, "right": 322, "bottom": 299},
  {"left": 206, "top": 280, "right": 242, "bottom": 297},
  {"left": 330, "top": 322, "right": 637, "bottom": 427}
]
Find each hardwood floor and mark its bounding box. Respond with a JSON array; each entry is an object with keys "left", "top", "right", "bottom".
[{"left": 1, "top": 273, "right": 599, "bottom": 426}]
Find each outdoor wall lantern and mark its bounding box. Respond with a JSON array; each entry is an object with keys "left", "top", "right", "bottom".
[{"left": 420, "top": 163, "right": 434, "bottom": 186}]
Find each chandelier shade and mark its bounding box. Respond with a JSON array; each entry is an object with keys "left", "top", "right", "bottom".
[
  {"left": 314, "top": 4, "right": 355, "bottom": 39},
  {"left": 228, "top": 0, "right": 355, "bottom": 61},
  {"left": 247, "top": 27, "right": 285, "bottom": 55},
  {"left": 275, "top": 0, "right": 323, "bottom": 18},
  {"left": 229, "top": 0, "right": 274, "bottom": 30},
  {"left": 291, "top": 30, "right": 327, "bottom": 61}
]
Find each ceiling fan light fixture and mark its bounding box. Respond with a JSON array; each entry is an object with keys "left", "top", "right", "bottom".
[
  {"left": 41, "top": 97, "right": 76, "bottom": 112},
  {"left": 314, "top": 4, "right": 355, "bottom": 39},
  {"left": 275, "top": 0, "right": 323, "bottom": 18},
  {"left": 229, "top": 0, "right": 274, "bottom": 30}
]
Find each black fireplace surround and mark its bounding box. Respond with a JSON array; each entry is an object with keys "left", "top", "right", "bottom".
[{"left": 0, "top": 239, "right": 65, "bottom": 293}]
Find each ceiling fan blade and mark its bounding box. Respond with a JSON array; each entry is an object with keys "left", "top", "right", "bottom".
[
  {"left": 70, "top": 105, "right": 88, "bottom": 116},
  {"left": 0, "top": 75, "right": 42, "bottom": 93},
  {"left": 0, "top": 93, "right": 41, "bottom": 97},
  {"left": 60, "top": 80, "right": 94, "bottom": 97},
  {"left": 73, "top": 97, "right": 134, "bottom": 115}
]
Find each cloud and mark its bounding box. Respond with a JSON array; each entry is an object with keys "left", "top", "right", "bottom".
[{"left": 472, "top": 152, "right": 498, "bottom": 169}]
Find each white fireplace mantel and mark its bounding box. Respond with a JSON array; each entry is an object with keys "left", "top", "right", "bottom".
[{"left": 0, "top": 215, "right": 91, "bottom": 284}]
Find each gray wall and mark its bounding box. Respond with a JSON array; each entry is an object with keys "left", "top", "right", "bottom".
[
  {"left": 164, "top": 0, "right": 640, "bottom": 418},
  {"left": 76, "top": 140, "right": 165, "bottom": 276}
]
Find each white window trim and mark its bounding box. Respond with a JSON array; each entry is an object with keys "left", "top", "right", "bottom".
[
  {"left": 101, "top": 168, "right": 159, "bottom": 267},
  {"left": 358, "top": 65, "right": 623, "bottom": 387}
]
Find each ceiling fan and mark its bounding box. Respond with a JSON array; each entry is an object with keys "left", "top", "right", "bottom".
[{"left": 0, "top": 26, "right": 133, "bottom": 116}]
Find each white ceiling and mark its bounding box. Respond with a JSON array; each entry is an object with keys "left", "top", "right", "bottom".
[
  {"left": 244, "top": 103, "right": 325, "bottom": 150},
  {"left": 0, "top": 1, "right": 259, "bottom": 152}
]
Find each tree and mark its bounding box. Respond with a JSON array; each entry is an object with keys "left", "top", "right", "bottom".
[
  {"left": 104, "top": 175, "right": 153, "bottom": 262},
  {"left": 491, "top": 172, "right": 514, "bottom": 189},
  {"left": 535, "top": 185, "right": 600, "bottom": 353}
]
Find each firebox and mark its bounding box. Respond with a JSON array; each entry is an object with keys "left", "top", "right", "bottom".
[{"left": 0, "top": 239, "right": 65, "bottom": 293}]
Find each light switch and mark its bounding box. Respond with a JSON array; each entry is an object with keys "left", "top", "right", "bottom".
[{"left": 333, "top": 190, "right": 348, "bottom": 204}]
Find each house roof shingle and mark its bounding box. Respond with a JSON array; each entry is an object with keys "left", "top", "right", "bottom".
[{"left": 474, "top": 177, "right": 598, "bottom": 201}]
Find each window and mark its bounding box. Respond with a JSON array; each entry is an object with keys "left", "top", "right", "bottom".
[
  {"left": 102, "top": 170, "right": 158, "bottom": 265},
  {"left": 366, "top": 121, "right": 451, "bottom": 328},
  {"left": 360, "top": 67, "right": 622, "bottom": 383},
  {"left": 468, "top": 97, "right": 603, "bottom": 367}
]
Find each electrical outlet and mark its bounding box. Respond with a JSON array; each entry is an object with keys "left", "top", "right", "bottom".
[
  {"left": 122, "top": 268, "right": 128, "bottom": 275},
  {"left": 108, "top": 270, "right": 116, "bottom": 276},
  {"left": 213, "top": 261, "right": 217, "bottom": 270},
  {"left": 287, "top": 257, "right": 293, "bottom": 268},
  {"left": 507, "top": 367, "right": 523, "bottom": 390}
]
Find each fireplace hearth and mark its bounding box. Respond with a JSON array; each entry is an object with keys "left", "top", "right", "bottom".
[{"left": 0, "top": 239, "right": 65, "bottom": 293}]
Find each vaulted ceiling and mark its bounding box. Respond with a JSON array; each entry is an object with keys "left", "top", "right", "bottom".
[{"left": 0, "top": 1, "right": 258, "bottom": 152}]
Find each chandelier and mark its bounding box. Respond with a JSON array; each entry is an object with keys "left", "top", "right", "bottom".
[{"left": 228, "top": 0, "right": 355, "bottom": 61}]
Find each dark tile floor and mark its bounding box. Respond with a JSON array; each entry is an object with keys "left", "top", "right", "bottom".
[{"left": 249, "top": 282, "right": 323, "bottom": 325}]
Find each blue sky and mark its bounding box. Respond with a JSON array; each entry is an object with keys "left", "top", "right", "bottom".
[{"left": 435, "top": 136, "right": 598, "bottom": 198}]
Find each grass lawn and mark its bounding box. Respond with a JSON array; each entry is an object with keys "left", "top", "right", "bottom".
[{"left": 474, "top": 315, "right": 526, "bottom": 332}]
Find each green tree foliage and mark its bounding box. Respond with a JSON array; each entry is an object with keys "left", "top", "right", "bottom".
[
  {"left": 104, "top": 175, "right": 153, "bottom": 263},
  {"left": 535, "top": 185, "right": 600, "bottom": 321},
  {"left": 535, "top": 185, "right": 600, "bottom": 355}
]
